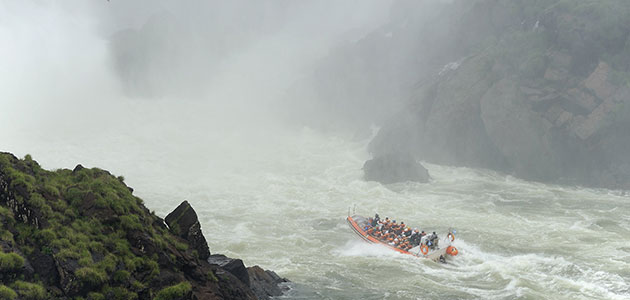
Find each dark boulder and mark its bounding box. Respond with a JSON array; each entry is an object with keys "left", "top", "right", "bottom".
[
  {"left": 208, "top": 254, "right": 291, "bottom": 300},
  {"left": 363, "top": 153, "right": 430, "bottom": 184},
  {"left": 208, "top": 255, "right": 250, "bottom": 287},
  {"left": 28, "top": 249, "right": 58, "bottom": 286},
  {"left": 165, "top": 201, "right": 210, "bottom": 260},
  {"left": 247, "top": 266, "right": 289, "bottom": 300},
  {"left": 72, "top": 164, "right": 84, "bottom": 173}
]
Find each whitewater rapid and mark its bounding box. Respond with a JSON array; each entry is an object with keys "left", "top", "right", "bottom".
[{"left": 3, "top": 103, "right": 629, "bottom": 300}]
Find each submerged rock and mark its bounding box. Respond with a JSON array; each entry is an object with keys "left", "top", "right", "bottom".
[{"left": 363, "top": 153, "right": 430, "bottom": 184}]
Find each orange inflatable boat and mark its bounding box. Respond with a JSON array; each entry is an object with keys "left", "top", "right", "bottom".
[{"left": 346, "top": 214, "right": 458, "bottom": 262}]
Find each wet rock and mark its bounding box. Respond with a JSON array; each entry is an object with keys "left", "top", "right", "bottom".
[
  {"left": 363, "top": 153, "right": 430, "bottom": 184},
  {"left": 165, "top": 201, "right": 210, "bottom": 260},
  {"left": 247, "top": 266, "right": 289, "bottom": 300},
  {"left": 207, "top": 254, "right": 291, "bottom": 300},
  {"left": 208, "top": 255, "right": 250, "bottom": 287},
  {"left": 480, "top": 78, "right": 559, "bottom": 181}
]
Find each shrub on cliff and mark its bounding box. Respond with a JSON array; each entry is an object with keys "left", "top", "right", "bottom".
[
  {"left": 0, "top": 252, "right": 24, "bottom": 272},
  {"left": 10, "top": 281, "right": 46, "bottom": 300},
  {"left": 155, "top": 282, "right": 192, "bottom": 300},
  {"left": 0, "top": 285, "right": 17, "bottom": 300},
  {"left": 75, "top": 267, "right": 108, "bottom": 288}
]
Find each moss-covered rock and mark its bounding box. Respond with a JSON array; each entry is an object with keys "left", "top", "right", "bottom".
[
  {"left": 155, "top": 281, "right": 192, "bottom": 300},
  {"left": 0, "top": 152, "right": 288, "bottom": 299}
]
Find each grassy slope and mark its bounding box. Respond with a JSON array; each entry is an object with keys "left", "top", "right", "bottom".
[{"left": 0, "top": 152, "right": 195, "bottom": 299}]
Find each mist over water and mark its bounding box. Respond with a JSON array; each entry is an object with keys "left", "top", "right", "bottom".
[{"left": 2, "top": 1, "right": 630, "bottom": 299}]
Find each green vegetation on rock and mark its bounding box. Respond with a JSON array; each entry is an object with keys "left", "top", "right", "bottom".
[
  {"left": 10, "top": 281, "right": 46, "bottom": 300},
  {"left": 0, "top": 153, "right": 205, "bottom": 298},
  {"left": 0, "top": 251, "right": 24, "bottom": 272},
  {"left": 0, "top": 285, "right": 17, "bottom": 300},
  {"left": 155, "top": 282, "right": 192, "bottom": 300}
]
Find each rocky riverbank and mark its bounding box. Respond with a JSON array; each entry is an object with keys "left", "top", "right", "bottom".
[
  {"left": 0, "top": 152, "right": 288, "bottom": 299},
  {"left": 290, "top": 0, "right": 630, "bottom": 189}
]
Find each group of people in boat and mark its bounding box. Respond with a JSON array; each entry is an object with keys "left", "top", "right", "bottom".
[{"left": 363, "top": 213, "right": 439, "bottom": 252}]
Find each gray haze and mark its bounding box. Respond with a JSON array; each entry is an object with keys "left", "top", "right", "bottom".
[{"left": 1, "top": 0, "right": 393, "bottom": 155}]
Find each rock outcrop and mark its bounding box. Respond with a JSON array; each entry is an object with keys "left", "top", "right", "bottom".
[
  {"left": 208, "top": 255, "right": 289, "bottom": 300},
  {"left": 165, "top": 200, "right": 211, "bottom": 261},
  {"left": 247, "top": 266, "right": 288, "bottom": 300},
  {"left": 363, "top": 153, "right": 430, "bottom": 184},
  {"left": 0, "top": 152, "right": 289, "bottom": 299},
  {"left": 360, "top": 1, "right": 630, "bottom": 189}
]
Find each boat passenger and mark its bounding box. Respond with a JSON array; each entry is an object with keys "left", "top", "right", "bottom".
[
  {"left": 410, "top": 229, "right": 421, "bottom": 246},
  {"left": 403, "top": 242, "right": 411, "bottom": 250},
  {"left": 429, "top": 232, "right": 439, "bottom": 249}
]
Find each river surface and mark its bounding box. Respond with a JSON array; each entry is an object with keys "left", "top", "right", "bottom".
[{"left": 3, "top": 102, "right": 630, "bottom": 300}]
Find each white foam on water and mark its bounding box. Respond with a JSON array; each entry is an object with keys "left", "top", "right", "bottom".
[{"left": 334, "top": 241, "right": 402, "bottom": 258}]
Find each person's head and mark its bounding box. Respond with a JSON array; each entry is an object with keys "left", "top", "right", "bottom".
[{"left": 433, "top": 232, "right": 436, "bottom": 235}]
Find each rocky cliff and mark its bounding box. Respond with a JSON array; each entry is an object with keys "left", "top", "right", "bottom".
[
  {"left": 368, "top": 0, "right": 630, "bottom": 189},
  {"left": 0, "top": 152, "right": 288, "bottom": 299},
  {"left": 294, "top": 0, "right": 630, "bottom": 188}
]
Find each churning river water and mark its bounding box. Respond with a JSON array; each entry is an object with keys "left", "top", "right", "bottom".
[{"left": 3, "top": 102, "right": 630, "bottom": 300}]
